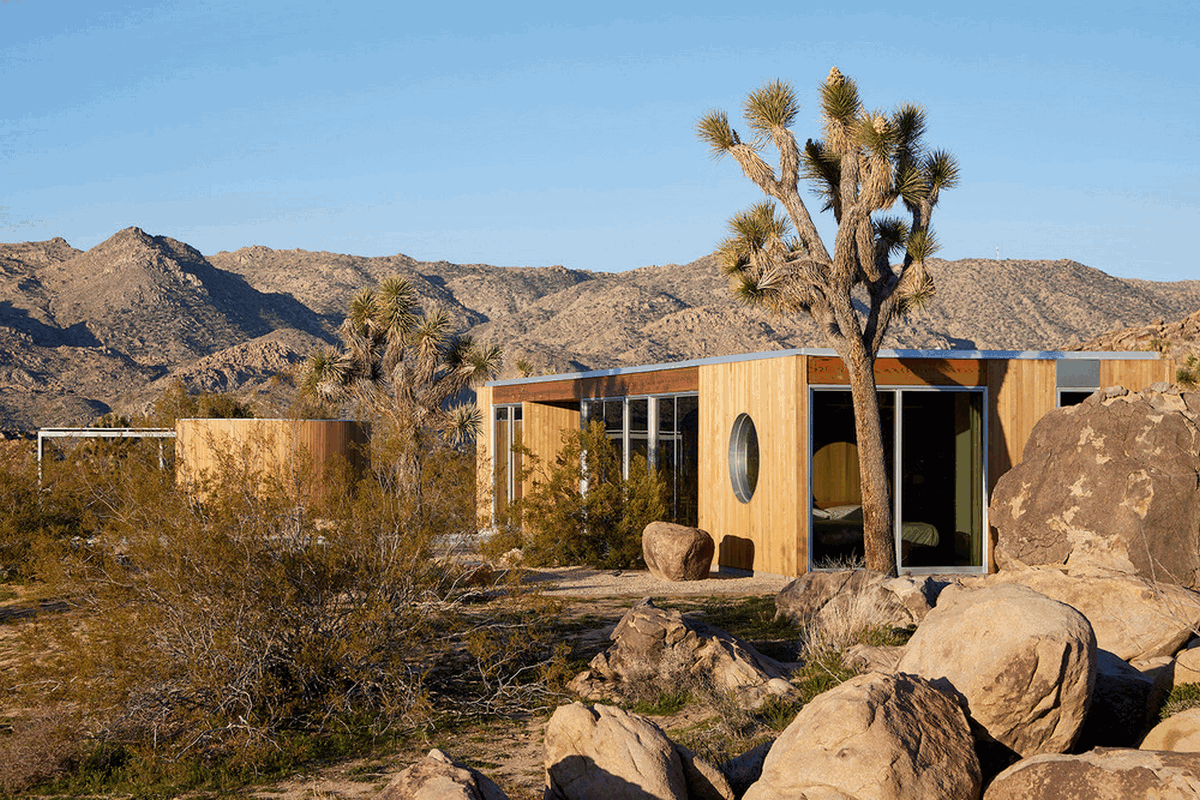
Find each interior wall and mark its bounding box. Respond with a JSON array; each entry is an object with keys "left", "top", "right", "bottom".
[
  {"left": 521, "top": 401, "right": 581, "bottom": 498},
  {"left": 699, "top": 354, "right": 807, "bottom": 577}
]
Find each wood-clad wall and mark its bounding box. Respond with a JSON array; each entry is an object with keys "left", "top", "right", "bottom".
[
  {"left": 521, "top": 402, "right": 581, "bottom": 494},
  {"left": 985, "top": 359, "right": 1055, "bottom": 493},
  {"left": 699, "top": 354, "right": 807, "bottom": 577},
  {"left": 476, "top": 386, "right": 494, "bottom": 527},
  {"left": 176, "top": 418, "right": 368, "bottom": 507},
  {"left": 1100, "top": 357, "right": 1174, "bottom": 390}
]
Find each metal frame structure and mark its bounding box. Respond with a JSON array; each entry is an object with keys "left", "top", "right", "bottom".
[{"left": 37, "top": 428, "right": 176, "bottom": 485}]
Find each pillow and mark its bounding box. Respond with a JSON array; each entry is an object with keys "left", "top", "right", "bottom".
[{"left": 824, "top": 504, "right": 863, "bottom": 520}]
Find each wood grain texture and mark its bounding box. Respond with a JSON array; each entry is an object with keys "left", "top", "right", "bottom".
[
  {"left": 175, "top": 418, "right": 367, "bottom": 508},
  {"left": 699, "top": 354, "right": 806, "bottom": 577}
]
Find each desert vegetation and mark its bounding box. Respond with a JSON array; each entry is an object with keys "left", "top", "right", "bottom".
[{"left": 488, "top": 420, "right": 667, "bottom": 570}]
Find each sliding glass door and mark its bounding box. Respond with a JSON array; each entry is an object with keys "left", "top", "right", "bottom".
[{"left": 809, "top": 388, "right": 985, "bottom": 572}]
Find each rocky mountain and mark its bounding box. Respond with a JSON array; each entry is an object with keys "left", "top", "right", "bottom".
[{"left": 2, "top": 226, "right": 1198, "bottom": 431}]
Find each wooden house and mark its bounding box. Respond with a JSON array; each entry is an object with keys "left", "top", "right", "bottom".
[
  {"left": 176, "top": 418, "right": 368, "bottom": 507},
  {"left": 478, "top": 348, "right": 1175, "bottom": 577}
]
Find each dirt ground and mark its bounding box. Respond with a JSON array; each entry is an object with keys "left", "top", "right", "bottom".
[{"left": 0, "top": 568, "right": 792, "bottom": 800}]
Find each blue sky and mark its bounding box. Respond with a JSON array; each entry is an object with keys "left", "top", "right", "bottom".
[{"left": 3, "top": 1, "right": 1197, "bottom": 282}]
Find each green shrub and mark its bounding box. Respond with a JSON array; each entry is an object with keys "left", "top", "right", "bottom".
[
  {"left": 1177, "top": 355, "right": 1199, "bottom": 390},
  {"left": 1161, "top": 682, "right": 1200, "bottom": 720},
  {"left": 511, "top": 421, "right": 666, "bottom": 569}
]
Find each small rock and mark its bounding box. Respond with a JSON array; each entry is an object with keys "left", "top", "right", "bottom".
[{"left": 642, "top": 522, "right": 715, "bottom": 581}]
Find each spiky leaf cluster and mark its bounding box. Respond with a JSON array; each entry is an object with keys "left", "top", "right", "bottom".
[
  {"left": 301, "top": 276, "right": 501, "bottom": 443},
  {"left": 696, "top": 68, "right": 959, "bottom": 356}
]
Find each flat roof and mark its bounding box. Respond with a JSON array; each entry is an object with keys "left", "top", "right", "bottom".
[{"left": 487, "top": 347, "right": 1163, "bottom": 388}]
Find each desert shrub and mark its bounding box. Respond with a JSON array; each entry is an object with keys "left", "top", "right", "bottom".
[
  {"left": 1161, "top": 682, "right": 1200, "bottom": 720},
  {"left": 0, "top": 710, "right": 80, "bottom": 795},
  {"left": 11, "top": 425, "right": 561, "bottom": 787},
  {"left": 510, "top": 421, "right": 666, "bottom": 569},
  {"left": 1177, "top": 355, "right": 1199, "bottom": 390},
  {"left": 0, "top": 446, "right": 93, "bottom": 582},
  {"left": 144, "top": 377, "right": 256, "bottom": 425}
]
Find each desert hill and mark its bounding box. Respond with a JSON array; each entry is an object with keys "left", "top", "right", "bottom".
[{"left": 2, "top": 227, "right": 1198, "bottom": 431}]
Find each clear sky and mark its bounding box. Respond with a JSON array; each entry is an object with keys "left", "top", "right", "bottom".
[{"left": 2, "top": 1, "right": 1197, "bottom": 282}]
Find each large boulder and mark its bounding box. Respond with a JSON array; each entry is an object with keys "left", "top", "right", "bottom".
[
  {"left": 568, "top": 598, "right": 792, "bottom": 708},
  {"left": 896, "top": 583, "right": 1096, "bottom": 761},
  {"left": 1075, "top": 650, "right": 1161, "bottom": 749},
  {"left": 983, "top": 748, "right": 1200, "bottom": 799},
  {"left": 989, "top": 385, "right": 1200, "bottom": 588},
  {"left": 543, "top": 702, "right": 686, "bottom": 800},
  {"left": 1142, "top": 708, "right": 1200, "bottom": 752},
  {"left": 642, "top": 522, "right": 715, "bottom": 581},
  {"left": 962, "top": 566, "right": 1200, "bottom": 662},
  {"left": 775, "top": 569, "right": 943, "bottom": 628},
  {"left": 742, "top": 672, "right": 981, "bottom": 800},
  {"left": 378, "top": 749, "right": 509, "bottom": 800}
]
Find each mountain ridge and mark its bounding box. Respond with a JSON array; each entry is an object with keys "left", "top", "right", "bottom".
[{"left": 1, "top": 228, "right": 1197, "bottom": 431}]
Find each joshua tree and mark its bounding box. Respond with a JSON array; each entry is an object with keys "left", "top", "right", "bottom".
[
  {"left": 301, "top": 276, "right": 501, "bottom": 488},
  {"left": 697, "top": 68, "right": 959, "bottom": 575}
]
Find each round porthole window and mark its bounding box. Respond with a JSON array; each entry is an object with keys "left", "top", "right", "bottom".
[{"left": 729, "top": 413, "right": 760, "bottom": 503}]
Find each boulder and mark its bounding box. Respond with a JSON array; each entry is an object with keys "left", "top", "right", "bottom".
[
  {"left": 568, "top": 598, "right": 792, "bottom": 709},
  {"left": 673, "top": 743, "right": 735, "bottom": 800},
  {"left": 742, "top": 672, "right": 981, "bottom": 800},
  {"left": 776, "top": 569, "right": 943, "bottom": 627},
  {"left": 896, "top": 583, "right": 1096, "bottom": 761},
  {"left": 1173, "top": 643, "right": 1200, "bottom": 687},
  {"left": 543, "top": 702, "right": 686, "bottom": 800},
  {"left": 962, "top": 566, "right": 1200, "bottom": 662},
  {"left": 720, "top": 741, "right": 772, "bottom": 798},
  {"left": 989, "top": 386, "right": 1200, "bottom": 588},
  {"left": 1142, "top": 708, "right": 1200, "bottom": 752},
  {"left": 642, "top": 522, "right": 715, "bottom": 581},
  {"left": 379, "top": 749, "right": 509, "bottom": 800},
  {"left": 983, "top": 748, "right": 1200, "bottom": 799},
  {"left": 1075, "top": 650, "right": 1160, "bottom": 749},
  {"left": 841, "top": 642, "right": 905, "bottom": 673}
]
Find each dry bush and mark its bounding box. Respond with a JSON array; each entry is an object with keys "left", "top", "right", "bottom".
[
  {"left": 799, "top": 590, "right": 904, "bottom": 664},
  {"left": 0, "top": 710, "right": 80, "bottom": 795},
  {"left": 14, "top": 424, "right": 540, "bottom": 772}
]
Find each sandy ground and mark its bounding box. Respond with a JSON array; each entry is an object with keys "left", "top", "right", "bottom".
[
  {"left": 1, "top": 570, "right": 792, "bottom": 799},
  {"left": 523, "top": 565, "right": 794, "bottom": 598},
  {"left": 254, "top": 567, "right": 794, "bottom": 800}
]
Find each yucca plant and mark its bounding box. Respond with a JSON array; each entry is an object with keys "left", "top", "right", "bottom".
[
  {"left": 697, "top": 69, "right": 959, "bottom": 575},
  {"left": 299, "top": 275, "right": 501, "bottom": 499}
]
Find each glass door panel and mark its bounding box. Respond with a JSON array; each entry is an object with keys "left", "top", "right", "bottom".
[
  {"left": 898, "top": 391, "right": 983, "bottom": 569},
  {"left": 810, "top": 390, "right": 894, "bottom": 567}
]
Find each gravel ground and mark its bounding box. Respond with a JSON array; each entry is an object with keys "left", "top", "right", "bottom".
[{"left": 521, "top": 565, "right": 794, "bottom": 598}]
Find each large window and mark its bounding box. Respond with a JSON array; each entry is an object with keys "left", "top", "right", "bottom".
[
  {"left": 809, "top": 388, "right": 985, "bottom": 573},
  {"left": 582, "top": 394, "right": 699, "bottom": 526}
]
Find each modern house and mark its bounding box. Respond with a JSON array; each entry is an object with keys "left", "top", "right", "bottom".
[{"left": 478, "top": 348, "right": 1175, "bottom": 577}]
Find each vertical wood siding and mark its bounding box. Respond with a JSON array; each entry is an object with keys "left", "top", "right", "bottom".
[
  {"left": 521, "top": 402, "right": 581, "bottom": 496},
  {"left": 699, "top": 354, "right": 806, "bottom": 577},
  {"left": 476, "top": 386, "right": 494, "bottom": 527},
  {"left": 175, "top": 418, "right": 367, "bottom": 507},
  {"left": 1100, "top": 357, "right": 1174, "bottom": 390}
]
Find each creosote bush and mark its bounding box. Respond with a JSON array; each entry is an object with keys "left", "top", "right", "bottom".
[
  {"left": 4, "top": 426, "right": 563, "bottom": 795},
  {"left": 1177, "top": 354, "right": 1199, "bottom": 389},
  {"left": 500, "top": 421, "right": 667, "bottom": 570}
]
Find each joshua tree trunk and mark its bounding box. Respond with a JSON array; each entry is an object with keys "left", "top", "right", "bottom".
[{"left": 845, "top": 352, "right": 894, "bottom": 573}]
